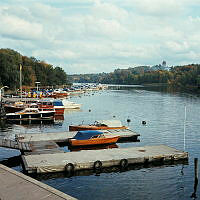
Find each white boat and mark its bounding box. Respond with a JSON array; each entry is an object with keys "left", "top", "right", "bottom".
[
  {"left": 62, "top": 99, "right": 81, "bottom": 109},
  {"left": 6, "top": 107, "right": 55, "bottom": 121}
]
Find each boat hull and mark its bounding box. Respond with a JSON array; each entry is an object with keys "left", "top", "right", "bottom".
[
  {"left": 4, "top": 106, "right": 24, "bottom": 113},
  {"left": 39, "top": 105, "right": 64, "bottom": 115},
  {"left": 69, "top": 136, "right": 119, "bottom": 146},
  {"left": 69, "top": 125, "right": 127, "bottom": 131}
]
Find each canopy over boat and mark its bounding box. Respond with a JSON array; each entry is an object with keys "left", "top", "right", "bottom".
[
  {"left": 94, "top": 120, "right": 123, "bottom": 127},
  {"left": 73, "top": 130, "right": 103, "bottom": 140}
]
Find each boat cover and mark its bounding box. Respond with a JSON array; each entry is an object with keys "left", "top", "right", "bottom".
[
  {"left": 95, "top": 120, "right": 122, "bottom": 127},
  {"left": 73, "top": 130, "right": 103, "bottom": 140},
  {"left": 53, "top": 100, "right": 64, "bottom": 106}
]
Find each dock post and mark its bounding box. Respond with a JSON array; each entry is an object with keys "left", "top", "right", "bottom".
[{"left": 191, "top": 158, "right": 198, "bottom": 198}]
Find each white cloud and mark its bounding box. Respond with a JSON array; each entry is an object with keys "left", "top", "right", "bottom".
[
  {"left": 0, "top": 0, "right": 200, "bottom": 74},
  {"left": 0, "top": 10, "right": 43, "bottom": 40}
]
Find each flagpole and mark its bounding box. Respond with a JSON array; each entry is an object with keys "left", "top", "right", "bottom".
[{"left": 20, "top": 64, "right": 22, "bottom": 99}]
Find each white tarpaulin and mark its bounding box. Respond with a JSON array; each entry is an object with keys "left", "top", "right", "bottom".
[{"left": 95, "top": 120, "right": 123, "bottom": 127}]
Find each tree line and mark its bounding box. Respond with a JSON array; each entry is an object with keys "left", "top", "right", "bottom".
[
  {"left": 0, "top": 48, "right": 70, "bottom": 90},
  {"left": 69, "top": 65, "right": 200, "bottom": 92}
]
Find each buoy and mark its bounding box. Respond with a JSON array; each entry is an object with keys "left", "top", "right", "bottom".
[
  {"left": 89, "top": 109, "right": 91, "bottom": 112},
  {"left": 127, "top": 118, "right": 131, "bottom": 123},
  {"left": 65, "top": 163, "right": 74, "bottom": 173},
  {"left": 113, "top": 115, "right": 116, "bottom": 118},
  {"left": 120, "top": 159, "right": 128, "bottom": 169},
  {"left": 93, "top": 160, "right": 102, "bottom": 170},
  {"left": 142, "top": 121, "right": 146, "bottom": 125}
]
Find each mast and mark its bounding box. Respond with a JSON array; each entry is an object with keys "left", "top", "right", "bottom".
[{"left": 20, "top": 64, "right": 22, "bottom": 98}]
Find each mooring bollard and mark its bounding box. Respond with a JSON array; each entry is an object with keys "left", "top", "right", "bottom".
[{"left": 191, "top": 158, "right": 198, "bottom": 198}]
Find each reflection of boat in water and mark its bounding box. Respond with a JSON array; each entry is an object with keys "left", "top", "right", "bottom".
[
  {"left": 69, "top": 130, "right": 120, "bottom": 147},
  {"left": 69, "top": 120, "right": 127, "bottom": 131},
  {"left": 54, "top": 115, "right": 64, "bottom": 121},
  {"left": 68, "top": 143, "right": 118, "bottom": 152},
  {"left": 6, "top": 107, "right": 55, "bottom": 121},
  {"left": 7, "top": 119, "right": 54, "bottom": 125}
]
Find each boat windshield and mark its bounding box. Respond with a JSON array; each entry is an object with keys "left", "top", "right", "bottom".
[{"left": 73, "top": 130, "right": 103, "bottom": 140}]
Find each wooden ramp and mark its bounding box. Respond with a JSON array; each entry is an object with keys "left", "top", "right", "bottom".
[
  {"left": 22, "top": 145, "right": 188, "bottom": 174},
  {"left": 0, "top": 138, "right": 31, "bottom": 151},
  {"left": 0, "top": 164, "right": 76, "bottom": 200},
  {"left": 17, "top": 129, "right": 140, "bottom": 143}
]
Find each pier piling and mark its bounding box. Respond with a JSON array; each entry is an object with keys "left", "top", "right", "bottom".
[{"left": 191, "top": 158, "right": 198, "bottom": 198}]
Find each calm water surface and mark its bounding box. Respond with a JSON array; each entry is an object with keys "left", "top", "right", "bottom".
[{"left": 0, "top": 86, "right": 200, "bottom": 200}]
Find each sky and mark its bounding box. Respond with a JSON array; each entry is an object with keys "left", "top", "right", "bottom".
[{"left": 0, "top": 0, "right": 200, "bottom": 74}]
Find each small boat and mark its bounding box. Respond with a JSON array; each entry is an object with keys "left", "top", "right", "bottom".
[
  {"left": 38, "top": 99, "right": 64, "bottom": 115},
  {"left": 4, "top": 101, "right": 25, "bottom": 113},
  {"left": 47, "top": 89, "right": 69, "bottom": 98},
  {"left": 6, "top": 107, "right": 55, "bottom": 121},
  {"left": 69, "top": 130, "right": 120, "bottom": 146},
  {"left": 62, "top": 99, "right": 81, "bottom": 109},
  {"left": 69, "top": 120, "right": 127, "bottom": 131}
]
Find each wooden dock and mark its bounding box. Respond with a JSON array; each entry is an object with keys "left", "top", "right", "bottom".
[
  {"left": 0, "top": 164, "right": 77, "bottom": 200},
  {"left": 22, "top": 145, "right": 188, "bottom": 174},
  {"left": 0, "top": 138, "right": 31, "bottom": 151},
  {"left": 16, "top": 129, "right": 140, "bottom": 143}
]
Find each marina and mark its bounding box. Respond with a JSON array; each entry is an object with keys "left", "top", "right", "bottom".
[{"left": 0, "top": 86, "right": 199, "bottom": 200}]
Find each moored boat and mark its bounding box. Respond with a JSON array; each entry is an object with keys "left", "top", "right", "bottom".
[
  {"left": 69, "top": 120, "right": 127, "bottom": 131},
  {"left": 6, "top": 107, "right": 55, "bottom": 121},
  {"left": 38, "top": 99, "right": 64, "bottom": 115},
  {"left": 4, "top": 101, "right": 26, "bottom": 113},
  {"left": 69, "top": 130, "right": 120, "bottom": 146},
  {"left": 62, "top": 99, "right": 81, "bottom": 109}
]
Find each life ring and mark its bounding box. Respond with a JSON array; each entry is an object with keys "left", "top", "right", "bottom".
[
  {"left": 120, "top": 159, "right": 128, "bottom": 169},
  {"left": 65, "top": 163, "right": 74, "bottom": 173},
  {"left": 93, "top": 160, "right": 102, "bottom": 170}
]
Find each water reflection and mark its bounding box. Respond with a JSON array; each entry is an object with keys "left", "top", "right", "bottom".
[
  {"left": 68, "top": 143, "right": 118, "bottom": 152},
  {"left": 0, "top": 86, "right": 200, "bottom": 200},
  {"left": 6, "top": 119, "right": 55, "bottom": 125},
  {"left": 33, "top": 159, "right": 188, "bottom": 181}
]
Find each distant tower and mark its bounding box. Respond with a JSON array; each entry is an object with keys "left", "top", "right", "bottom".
[{"left": 162, "top": 61, "right": 166, "bottom": 67}]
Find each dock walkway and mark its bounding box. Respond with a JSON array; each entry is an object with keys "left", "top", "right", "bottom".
[
  {"left": 22, "top": 145, "right": 188, "bottom": 174},
  {"left": 0, "top": 164, "right": 76, "bottom": 200},
  {"left": 0, "top": 138, "right": 31, "bottom": 151},
  {"left": 17, "top": 129, "right": 140, "bottom": 143}
]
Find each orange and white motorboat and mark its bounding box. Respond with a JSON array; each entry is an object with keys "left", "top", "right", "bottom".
[
  {"left": 69, "top": 130, "right": 120, "bottom": 146},
  {"left": 69, "top": 120, "right": 127, "bottom": 131}
]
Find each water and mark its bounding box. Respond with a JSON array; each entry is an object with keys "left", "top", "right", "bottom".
[{"left": 0, "top": 86, "right": 200, "bottom": 200}]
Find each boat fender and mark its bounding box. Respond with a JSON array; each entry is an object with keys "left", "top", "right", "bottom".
[
  {"left": 93, "top": 160, "right": 102, "bottom": 170},
  {"left": 65, "top": 163, "right": 74, "bottom": 173},
  {"left": 120, "top": 159, "right": 128, "bottom": 169}
]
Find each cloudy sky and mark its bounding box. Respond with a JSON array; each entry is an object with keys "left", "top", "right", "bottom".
[{"left": 0, "top": 0, "right": 200, "bottom": 74}]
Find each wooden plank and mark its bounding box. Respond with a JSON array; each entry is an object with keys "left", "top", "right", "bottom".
[
  {"left": 0, "top": 138, "right": 31, "bottom": 151},
  {"left": 0, "top": 164, "right": 77, "bottom": 200},
  {"left": 27, "top": 141, "right": 63, "bottom": 155},
  {"left": 22, "top": 145, "right": 188, "bottom": 174}
]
